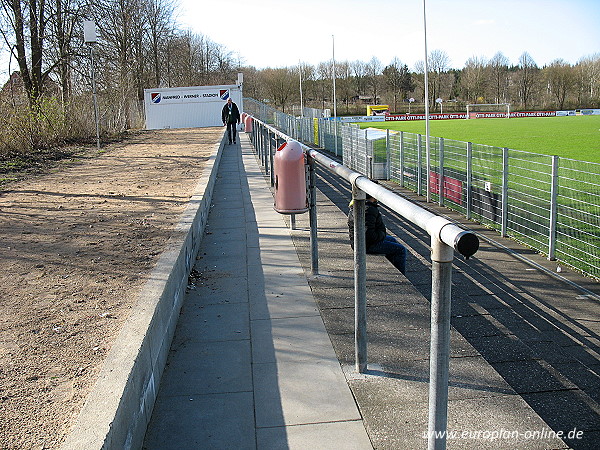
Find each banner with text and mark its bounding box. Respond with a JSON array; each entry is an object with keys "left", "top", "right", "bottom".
[{"left": 386, "top": 113, "right": 467, "bottom": 121}]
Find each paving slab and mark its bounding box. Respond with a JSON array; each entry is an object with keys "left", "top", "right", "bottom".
[{"left": 143, "top": 391, "right": 255, "bottom": 450}]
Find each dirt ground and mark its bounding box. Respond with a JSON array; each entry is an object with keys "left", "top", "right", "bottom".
[{"left": 0, "top": 127, "right": 223, "bottom": 449}]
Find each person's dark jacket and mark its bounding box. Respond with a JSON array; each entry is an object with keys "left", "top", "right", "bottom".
[
  {"left": 347, "top": 199, "right": 386, "bottom": 248},
  {"left": 221, "top": 102, "right": 240, "bottom": 125}
]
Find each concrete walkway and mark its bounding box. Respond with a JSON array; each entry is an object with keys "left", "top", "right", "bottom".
[
  {"left": 143, "top": 130, "right": 600, "bottom": 450},
  {"left": 143, "top": 136, "right": 372, "bottom": 449}
]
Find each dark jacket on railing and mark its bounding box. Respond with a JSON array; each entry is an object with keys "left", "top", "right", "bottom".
[{"left": 347, "top": 198, "right": 386, "bottom": 249}]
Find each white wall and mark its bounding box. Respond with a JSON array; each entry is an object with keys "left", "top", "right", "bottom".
[{"left": 144, "top": 84, "right": 243, "bottom": 130}]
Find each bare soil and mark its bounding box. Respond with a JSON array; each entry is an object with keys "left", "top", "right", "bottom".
[{"left": 0, "top": 127, "right": 223, "bottom": 449}]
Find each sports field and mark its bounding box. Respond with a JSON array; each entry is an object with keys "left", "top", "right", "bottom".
[{"left": 359, "top": 115, "right": 600, "bottom": 164}]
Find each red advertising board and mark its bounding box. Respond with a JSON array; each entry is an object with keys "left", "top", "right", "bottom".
[
  {"left": 385, "top": 111, "right": 557, "bottom": 121},
  {"left": 429, "top": 171, "right": 463, "bottom": 204},
  {"left": 510, "top": 111, "right": 556, "bottom": 118},
  {"left": 386, "top": 113, "right": 467, "bottom": 121}
]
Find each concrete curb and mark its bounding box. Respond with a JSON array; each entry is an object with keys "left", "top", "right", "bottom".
[{"left": 61, "top": 132, "right": 226, "bottom": 450}]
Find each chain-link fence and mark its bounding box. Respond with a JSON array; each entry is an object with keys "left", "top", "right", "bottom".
[{"left": 244, "top": 98, "right": 600, "bottom": 279}]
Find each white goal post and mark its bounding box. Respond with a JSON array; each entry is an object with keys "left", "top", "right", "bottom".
[{"left": 466, "top": 103, "right": 511, "bottom": 119}]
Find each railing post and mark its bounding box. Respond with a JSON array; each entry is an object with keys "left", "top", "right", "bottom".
[
  {"left": 265, "top": 129, "right": 271, "bottom": 176},
  {"left": 308, "top": 156, "right": 319, "bottom": 275},
  {"left": 352, "top": 182, "right": 367, "bottom": 374},
  {"left": 255, "top": 122, "right": 260, "bottom": 160},
  {"left": 418, "top": 134, "right": 423, "bottom": 196},
  {"left": 438, "top": 138, "right": 445, "bottom": 207},
  {"left": 334, "top": 120, "right": 339, "bottom": 157},
  {"left": 261, "top": 126, "right": 267, "bottom": 169},
  {"left": 426, "top": 135, "right": 432, "bottom": 203},
  {"left": 400, "top": 131, "right": 405, "bottom": 188},
  {"left": 466, "top": 142, "right": 472, "bottom": 219},
  {"left": 548, "top": 155, "right": 559, "bottom": 260},
  {"left": 501, "top": 147, "right": 509, "bottom": 236},
  {"left": 427, "top": 236, "right": 454, "bottom": 450},
  {"left": 320, "top": 118, "right": 325, "bottom": 150},
  {"left": 269, "top": 132, "right": 275, "bottom": 187},
  {"left": 386, "top": 128, "right": 391, "bottom": 180}
]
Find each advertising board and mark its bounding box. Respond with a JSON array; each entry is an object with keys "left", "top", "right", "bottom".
[{"left": 386, "top": 113, "right": 467, "bottom": 121}]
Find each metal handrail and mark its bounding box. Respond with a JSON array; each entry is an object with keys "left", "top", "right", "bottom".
[
  {"left": 247, "top": 115, "right": 479, "bottom": 450},
  {"left": 246, "top": 115, "right": 479, "bottom": 257}
]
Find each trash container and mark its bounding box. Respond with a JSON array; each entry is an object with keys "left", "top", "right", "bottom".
[
  {"left": 273, "top": 140, "right": 308, "bottom": 214},
  {"left": 244, "top": 115, "right": 253, "bottom": 133}
]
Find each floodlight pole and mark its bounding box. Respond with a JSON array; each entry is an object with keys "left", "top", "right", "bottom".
[
  {"left": 423, "top": 0, "right": 431, "bottom": 203},
  {"left": 299, "top": 60, "right": 304, "bottom": 118},
  {"left": 332, "top": 34, "right": 338, "bottom": 156}
]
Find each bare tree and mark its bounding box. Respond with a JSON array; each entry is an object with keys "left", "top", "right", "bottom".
[
  {"left": 45, "top": 0, "right": 87, "bottom": 104},
  {"left": 428, "top": 49, "right": 451, "bottom": 106},
  {"left": 365, "top": 56, "right": 382, "bottom": 104},
  {"left": 261, "top": 67, "right": 296, "bottom": 112},
  {"left": 144, "top": 0, "right": 175, "bottom": 87},
  {"left": 93, "top": 0, "right": 145, "bottom": 129},
  {"left": 350, "top": 60, "right": 368, "bottom": 98},
  {"left": 544, "top": 59, "right": 575, "bottom": 110},
  {"left": 315, "top": 61, "right": 331, "bottom": 109},
  {"left": 487, "top": 51, "right": 509, "bottom": 103},
  {"left": 335, "top": 61, "right": 353, "bottom": 113},
  {"left": 575, "top": 53, "right": 600, "bottom": 106},
  {"left": 0, "top": 0, "right": 54, "bottom": 105},
  {"left": 296, "top": 62, "right": 314, "bottom": 109},
  {"left": 211, "top": 41, "right": 236, "bottom": 84},
  {"left": 460, "top": 56, "right": 488, "bottom": 103},
  {"left": 515, "top": 51, "right": 539, "bottom": 109},
  {"left": 383, "top": 57, "right": 413, "bottom": 112},
  {"left": 238, "top": 65, "right": 261, "bottom": 100}
]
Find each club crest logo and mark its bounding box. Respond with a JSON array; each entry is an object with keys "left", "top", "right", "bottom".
[
  {"left": 151, "top": 93, "right": 161, "bottom": 103},
  {"left": 220, "top": 89, "right": 230, "bottom": 100}
]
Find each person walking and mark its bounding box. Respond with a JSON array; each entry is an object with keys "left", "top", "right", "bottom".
[
  {"left": 221, "top": 98, "right": 241, "bottom": 144},
  {"left": 347, "top": 193, "right": 407, "bottom": 274}
]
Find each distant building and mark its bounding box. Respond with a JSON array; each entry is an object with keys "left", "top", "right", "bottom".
[{"left": 1, "top": 71, "right": 61, "bottom": 104}]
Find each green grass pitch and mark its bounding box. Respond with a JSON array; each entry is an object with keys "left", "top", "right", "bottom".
[{"left": 359, "top": 115, "right": 600, "bottom": 164}]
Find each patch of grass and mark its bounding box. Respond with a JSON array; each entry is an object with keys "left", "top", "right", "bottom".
[{"left": 359, "top": 115, "right": 600, "bottom": 163}]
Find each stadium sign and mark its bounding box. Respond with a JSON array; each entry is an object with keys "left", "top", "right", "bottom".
[
  {"left": 148, "top": 89, "right": 228, "bottom": 105},
  {"left": 144, "top": 83, "right": 243, "bottom": 129}
]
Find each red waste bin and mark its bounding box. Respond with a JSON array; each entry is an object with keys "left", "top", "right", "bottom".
[
  {"left": 273, "top": 140, "right": 308, "bottom": 214},
  {"left": 244, "top": 115, "right": 253, "bottom": 133}
]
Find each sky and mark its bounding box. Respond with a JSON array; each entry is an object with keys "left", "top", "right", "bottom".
[{"left": 178, "top": 0, "right": 600, "bottom": 70}]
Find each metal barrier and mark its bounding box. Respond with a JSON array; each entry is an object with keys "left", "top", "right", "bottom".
[
  {"left": 248, "top": 115, "right": 479, "bottom": 450},
  {"left": 244, "top": 98, "right": 600, "bottom": 280}
]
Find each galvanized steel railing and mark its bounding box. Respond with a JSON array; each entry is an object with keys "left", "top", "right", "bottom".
[
  {"left": 244, "top": 98, "right": 600, "bottom": 280},
  {"left": 246, "top": 114, "right": 479, "bottom": 450}
]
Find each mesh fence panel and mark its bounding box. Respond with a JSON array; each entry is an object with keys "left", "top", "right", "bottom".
[
  {"left": 244, "top": 98, "right": 600, "bottom": 279},
  {"left": 556, "top": 158, "right": 600, "bottom": 277},
  {"left": 505, "top": 150, "right": 553, "bottom": 251}
]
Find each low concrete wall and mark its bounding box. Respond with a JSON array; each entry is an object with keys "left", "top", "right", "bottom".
[{"left": 61, "top": 133, "right": 226, "bottom": 450}]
